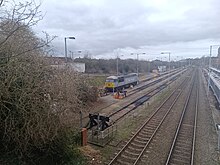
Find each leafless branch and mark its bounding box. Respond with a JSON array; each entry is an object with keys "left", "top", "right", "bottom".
[
  {"left": 0, "top": 0, "right": 43, "bottom": 47},
  {"left": 0, "top": 0, "right": 3, "bottom": 7}
]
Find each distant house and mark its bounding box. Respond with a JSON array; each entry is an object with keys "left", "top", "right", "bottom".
[{"left": 46, "top": 56, "right": 85, "bottom": 73}]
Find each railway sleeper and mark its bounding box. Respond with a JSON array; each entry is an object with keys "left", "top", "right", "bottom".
[
  {"left": 121, "top": 153, "right": 138, "bottom": 161},
  {"left": 182, "top": 123, "right": 195, "bottom": 128},
  {"left": 177, "top": 138, "right": 192, "bottom": 144},
  {"left": 149, "top": 116, "right": 159, "bottom": 121},
  {"left": 138, "top": 132, "right": 152, "bottom": 138},
  {"left": 176, "top": 140, "right": 192, "bottom": 148},
  {"left": 170, "top": 157, "right": 190, "bottom": 165},
  {"left": 178, "top": 134, "right": 193, "bottom": 140},
  {"left": 174, "top": 150, "right": 192, "bottom": 158},
  {"left": 143, "top": 127, "right": 156, "bottom": 132},
  {"left": 178, "top": 130, "right": 192, "bottom": 135},
  {"left": 133, "top": 138, "right": 148, "bottom": 145},
  {"left": 142, "top": 132, "right": 154, "bottom": 137},
  {"left": 179, "top": 129, "right": 193, "bottom": 137},
  {"left": 136, "top": 134, "right": 150, "bottom": 141},
  {"left": 149, "top": 119, "right": 160, "bottom": 123},
  {"left": 175, "top": 145, "right": 192, "bottom": 153},
  {"left": 128, "top": 145, "right": 143, "bottom": 152},
  {"left": 174, "top": 149, "right": 191, "bottom": 157},
  {"left": 177, "top": 138, "right": 193, "bottom": 144},
  {"left": 140, "top": 132, "right": 153, "bottom": 138},
  {"left": 146, "top": 121, "right": 157, "bottom": 125},
  {"left": 131, "top": 140, "right": 146, "bottom": 148},
  {"left": 124, "top": 149, "right": 140, "bottom": 158},
  {"left": 145, "top": 123, "right": 158, "bottom": 128},
  {"left": 130, "top": 142, "right": 145, "bottom": 149},
  {"left": 172, "top": 154, "right": 191, "bottom": 163},
  {"left": 116, "top": 158, "right": 133, "bottom": 165},
  {"left": 178, "top": 133, "right": 193, "bottom": 139},
  {"left": 138, "top": 133, "right": 152, "bottom": 139}
]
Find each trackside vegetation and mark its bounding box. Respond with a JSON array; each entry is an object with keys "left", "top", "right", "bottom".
[{"left": 0, "top": 0, "right": 97, "bottom": 164}]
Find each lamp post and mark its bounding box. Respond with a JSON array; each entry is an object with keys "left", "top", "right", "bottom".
[
  {"left": 176, "top": 56, "right": 179, "bottom": 68},
  {"left": 69, "top": 50, "right": 82, "bottom": 60},
  {"left": 131, "top": 53, "right": 146, "bottom": 77},
  {"left": 116, "top": 54, "right": 124, "bottom": 76},
  {"left": 161, "top": 52, "right": 171, "bottom": 74},
  {"left": 69, "top": 50, "right": 73, "bottom": 59},
  {"left": 207, "top": 45, "right": 220, "bottom": 94},
  {"left": 180, "top": 56, "right": 184, "bottom": 69},
  {"left": 64, "top": 36, "right": 75, "bottom": 62}
]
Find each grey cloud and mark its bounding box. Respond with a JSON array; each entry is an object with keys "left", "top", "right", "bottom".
[{"left": 36, "top": 0, "right": 220, "bottom": 59}]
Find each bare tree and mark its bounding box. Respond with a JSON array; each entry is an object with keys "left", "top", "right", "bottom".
[
  {"left": 0, "top": 0, "right": 3, "bottom": 7},
  {"left": 0, "top": 0, "right": 56, "bottom": 62},
  {"left": 0, "top": 1, "right": 96, "bottom": 164}
]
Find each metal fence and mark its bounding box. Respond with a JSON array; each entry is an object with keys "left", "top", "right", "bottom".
[{"left": 88, "top": 124, "right": 117, "bottom": 147}]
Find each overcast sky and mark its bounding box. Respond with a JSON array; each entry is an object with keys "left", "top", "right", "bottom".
[{"left": 34, "top": 0, "right": 220, "bottom": 61}]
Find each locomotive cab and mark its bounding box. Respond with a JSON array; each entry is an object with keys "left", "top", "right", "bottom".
[{"left": 105, "top": 76, "right": 118, "bottom": 92}]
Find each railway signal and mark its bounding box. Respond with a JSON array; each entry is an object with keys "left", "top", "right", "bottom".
[{"left": 88, "top": 113, "right": 110, "bottom": 131}]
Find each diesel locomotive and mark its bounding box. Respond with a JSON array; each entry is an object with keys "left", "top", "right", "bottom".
[{"left": 105, "top": 73, "right": 139, "bottom": 92}]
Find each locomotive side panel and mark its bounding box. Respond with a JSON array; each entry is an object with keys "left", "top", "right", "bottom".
[{"left": 124, "top": 73, "right": 138, "bottom": 86}]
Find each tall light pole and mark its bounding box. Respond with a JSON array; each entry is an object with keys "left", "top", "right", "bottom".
[
  {"left": 161, "top": 52, "right": 171, "bottom": 74},
  {"left": 64, "top": 36, "right": 75, "bottom": 62},
  {"left": 176, "top": 56, "right": 180, "bottom": 68},
  {"left": 116, "top": 54, "right": 124, "bottom": 76},
  {"left": 69, "top": 50, "right": 73, "bottom": 59},
  {"left": 131, "top": 53, "right": 146, "bottom": 77},
  {"left": 180, "top": 56, "right": 183, "bottom": 68},
  {"left": 69, "top": 50, "right": 82, "bottom": 60},
  {"left": 208, "top": 45, "right": 220, "bottom": 94}
]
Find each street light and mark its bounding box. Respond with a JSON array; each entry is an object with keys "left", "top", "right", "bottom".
[
  {"left": 131, "top": 53, "right": 146, "bottom": 77},
  {"left": 161, "top": 52, "right": 171, "bottom": 74},
  {"left": 116, "top": 54, "right": 124, "bottom": 76},
  {"left": 207, "top": 45, "right": 220, "bottom": 94},
  {"left": 64, "top": 36, "right": 75, "bottom": 62},
  {"left": 176, "top": 56, "right": 181, "bottom": 68},
  {"left": 69, "top": 50, "right": 82, "bottom": 60}
]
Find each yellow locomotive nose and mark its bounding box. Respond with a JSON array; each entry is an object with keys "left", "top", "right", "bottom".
[{"left": 105, "top": 82, "right": 114, "bottom": 88}]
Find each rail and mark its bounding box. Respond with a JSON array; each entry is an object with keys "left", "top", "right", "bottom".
[
  {"left": 165, "top": 70, "right": 198, "bottom": 165},
  {"left": 108, "top": 72, "right": 191, "bottom": 165}
]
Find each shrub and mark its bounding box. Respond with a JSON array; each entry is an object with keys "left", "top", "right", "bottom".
[{"left": 0, "top": 1, "right": 97, "bottom": 164}]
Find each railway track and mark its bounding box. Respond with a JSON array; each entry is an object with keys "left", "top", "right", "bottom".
[
  {"left": 100, "top": 68, "right": 183, "bottom": 97},
  {"left": 83, "top": 69, "right": 187, "bottom": 126},
  {"left": 165, "top": 70, "right": 199, "bottom": 165},
  {"left": 107, "top": 71, "right": 184, "bottom": 121},
  {"left": 108, "top": 71, "right": 192, "bottom": 165},
  {"left": 129, "top": 69, "right": 185, "bottom": 95},
  {"left": 108, "top": 83, "right": 168, "bottom": 123}
]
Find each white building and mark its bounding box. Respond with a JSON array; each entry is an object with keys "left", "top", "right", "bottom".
[{"left": 47, "top": 57, "right": 85, "bottom": 73}]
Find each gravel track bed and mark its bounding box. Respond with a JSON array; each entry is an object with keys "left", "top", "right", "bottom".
[
  {"left": 101, "top": 72, "right": 190, "bottom": 164},
  {"left": 138, "top": 69, "right": 194, "bottom": 165},
  {"left": 194, "top": 68, "right": 219, "bottom": 164}
]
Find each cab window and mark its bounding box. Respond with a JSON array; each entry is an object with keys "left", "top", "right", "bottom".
[{"left": 106, "top": 79, "right": 114, "bottom": 82}]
